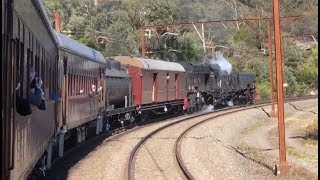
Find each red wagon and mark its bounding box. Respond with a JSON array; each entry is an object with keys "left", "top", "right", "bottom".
[{"left": 113, "top": 56, "right": 186, "bottom": 116}]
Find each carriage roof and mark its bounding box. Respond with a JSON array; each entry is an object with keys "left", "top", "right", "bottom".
[
  {"left": 112, "top": 56, "right": 185, "bottom": 72},
  {"left": 54, "top": 32, "right": 105, "bottom": 64}
]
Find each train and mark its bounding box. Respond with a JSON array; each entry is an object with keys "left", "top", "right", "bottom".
[{"left": 1, "top": 1, "right": 256, "bottom": 179}]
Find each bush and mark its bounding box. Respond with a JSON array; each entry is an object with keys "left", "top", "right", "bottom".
[
  {"left": 256, "top": 81, "right": 270, "bottom": 100},
  {"left": 306, "top": 119, "right": 318, "bottom": 140},
  {"left": 284, "top": 67, "right": 309, "bottom": 97},
  {"left": 297, "top": 63, "right": 318, "bottom": 88}
]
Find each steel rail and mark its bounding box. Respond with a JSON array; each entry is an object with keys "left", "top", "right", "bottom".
[
  {"left": 125, "top": 106, "right": 235, "bottom": 180},
  {"left": 125, "top": 100, "right": 270, "bottom": 180},
  {"left": 174, "top": 96, "right": 317, "bottom": 180},
  {"left": 45, "top": 95, "right": 316, "bottom": 178},
  {"left": 124, "top": 95, "right": 316, "bottom": 180}
]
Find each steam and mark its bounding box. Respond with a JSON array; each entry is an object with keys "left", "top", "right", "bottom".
[
  {"left": 202, "top": 105, "right": 214, "bottom": 112},
  {"left": 209, "top": 51, "right": 233, "bottom": 75},
  {"left": 227, "top": 100, "right": 234, "bottom": 107}
]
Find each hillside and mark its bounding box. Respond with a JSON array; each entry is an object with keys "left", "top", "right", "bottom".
[{"left": 43, "top": 0, "right": 318, "bottom": 98}]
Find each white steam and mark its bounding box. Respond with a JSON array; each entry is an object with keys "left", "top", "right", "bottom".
[
  {"left": 227, "top": 100, "right": 234, "bottom": 107},
  {"left": 202, "top": 105, "right": 214, "bottom": 112},
  {"left": 210, "top": 51, "right": 233, "bottom": 75}
]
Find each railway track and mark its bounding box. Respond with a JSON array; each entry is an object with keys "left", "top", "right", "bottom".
[{"left": 125, "top": 95, "right": 317, "bottom": 180}]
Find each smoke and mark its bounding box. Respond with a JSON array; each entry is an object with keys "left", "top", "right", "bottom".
[
  {"left": 202, "top": 105, "right": 214, "bottom": 112},
  {"left": 227, "top": 100, "right": 234, "bottom": 107},
  {"left": 209, "top": 51, "right": 233, "bottom": 75}
]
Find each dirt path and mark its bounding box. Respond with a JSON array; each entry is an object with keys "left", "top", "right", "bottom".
[{"left": 239, "top": 99, "right": 318, "bottom": 178}]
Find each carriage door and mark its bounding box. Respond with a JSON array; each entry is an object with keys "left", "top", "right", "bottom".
[
  {"left": 175, "top": 74, "right": 178, "bottom": 99},
  {"left": 152, "top": 73, "right": 157, "bottom": 102}
]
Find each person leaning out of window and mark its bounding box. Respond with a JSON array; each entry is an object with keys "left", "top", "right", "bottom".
[
  {"left": 16, "top": 75, "right": 32, "bottom": 116},
  {"left": 29, "top": 68, "right": 46, "bottom": 110}
]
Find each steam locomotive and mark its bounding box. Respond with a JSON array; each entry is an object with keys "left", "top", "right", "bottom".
[{"left": 2, "top": 1, "right": 255, "bottom": 179}]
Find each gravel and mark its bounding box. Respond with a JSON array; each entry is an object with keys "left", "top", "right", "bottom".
[
  {"left": 180, "top": 108, "right": 277, "bottom": 180},
  {"left": 65, "top": 116, "right": 190, "bottom": 180},
  {"left": 49, "top": 99, "right": 317, "bottom": 180}
]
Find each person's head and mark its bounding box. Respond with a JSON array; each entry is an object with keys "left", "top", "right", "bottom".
[{"left": 91, "top": 84, "right": 96, "bottom": 92}]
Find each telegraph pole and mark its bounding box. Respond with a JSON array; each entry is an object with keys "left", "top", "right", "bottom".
[
  {"left": 141, "top": 28, "right": 146, "bottom": 57},
  {"left": 273, "top": 0, "right": 290, "bottom": 175},
  {"left": 54, "top": 12, "right": 61, "bottom": 32}
]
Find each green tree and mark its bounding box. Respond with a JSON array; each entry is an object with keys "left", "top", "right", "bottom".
[{"left": 176, "top": 32, "right": 205, "bottom": 62}]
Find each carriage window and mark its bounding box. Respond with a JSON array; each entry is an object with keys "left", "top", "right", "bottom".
[
  {"left": 86, "top": 75, "right": 89, "bottom": 93},
  {"left": 16, "top": 39, "right": 24, "bottom": 97},
  {"left": 84, "top": 75, "right": 87, "bottom": 93},
  {"left": 68, "top": 74, "right": 73, "bottom": 96},
  {"left": 78, "top": 75, "right": 81, "bottom": 95},
  {"left": 16, "top": 39, "right": 21, "bottom": 96},
  {"left": 82, "top": 76, "right": 87, "bottom": 93},
  {"left": 79, "top": 75, "right": 83, "bottom": 94},
  {"left": 89, "top": 75, "right": 92, "bottom": 92},
  {"left": 74, "top": 74, "right": 77, "bottom": 95},
  {"left": 75, "top": 74, "right": 78, "bottom": 96},
  {"left": 41, "top": 48, "right": 45, "bottom": 95},
  {"left": 26, "top": 48, "right": 31, "bottom": 96},
  {"left": 30, "top": 49, "right": 34, "bottom": 68},
  {"left": 81, "top": 75, "right": 84, "bottom": 94},
  {"left": 35, "top": 55, "right": 39, "bottom": 78},
  {"left": 44, "top": 53, "right": 48, "bottom": 93},
  {"left": 84, "top": 75, "right": 86, "bottom": 93},
  {"left": 70, "top": 74, "right": 73, "bottom": 96},
  {"left": 73, "top": 74, "right": 76, "bottom": 96},
  {"left": 49, "top": 59, "right": 52, "bottom": 97}
]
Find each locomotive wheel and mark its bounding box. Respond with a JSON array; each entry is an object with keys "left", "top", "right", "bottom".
[
  {"left": 129, "top": 114, "right": 135, "bottom": 124},
  {"left": 105, "top": 122, "right": 110, "bottom": 132},
  {"left": 140, "top": 112, "right": 148, "bottom": 122},
  {"left": 186, "top": 107, "right": 191, "bottom": 114},
  {"left": 173, "top": 106, "right": 179, "bottom": 115}
]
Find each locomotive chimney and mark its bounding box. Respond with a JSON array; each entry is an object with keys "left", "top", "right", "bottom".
[{"left": 54, "top": 12, "right": 61, "bottom": 32}]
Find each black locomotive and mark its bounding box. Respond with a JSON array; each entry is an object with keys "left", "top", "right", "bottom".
[{"left": 178, "top": 62, "right": 256, "bottom": 113}]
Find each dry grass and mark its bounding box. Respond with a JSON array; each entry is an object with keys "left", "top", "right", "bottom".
[
  {"left": 288, "top": 148, "right": 318, "bottom": 161},
  {"left": 237, "top": 144, "right": 269, "bottom": 163},
  {"left": 305, "top": 119, "right": 318, "bottom": 141},
  {"left": 237, "top": 144, "right": 318, "bottom": 179},
  {"left": 244, "top": 119, "right": 269, "bottom": 134},
  {"left": 288, "top": 165, "right": 318, "bottom": 180}
]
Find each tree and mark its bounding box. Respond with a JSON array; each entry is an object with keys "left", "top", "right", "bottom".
[{"left": 43, "top": 0, "right": 317, "bottom": 97}]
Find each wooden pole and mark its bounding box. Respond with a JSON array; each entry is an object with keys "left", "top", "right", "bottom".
[
  {"left": 54, "top": 12, "right": 61, "bottom": 32},
  {"left": 273, "top": 0, "right": 290, "bottom": 176},
  {"left": 141, "top": 28, "right": 146, "bottom": 57}
]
